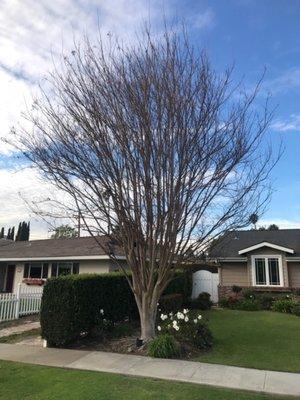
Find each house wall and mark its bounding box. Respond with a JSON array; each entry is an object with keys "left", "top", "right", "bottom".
[
  {"left": 220, "top": 247, "right": 291, "bottom": 289},
  {"left": 219, "top": 262, "right": 249, "bottom": 286},
  {"left": 288, "top": 262, "right": 300, "bottom": 287},
  {"left": 9, "top": 259, "right": 120, "bottom": 293},
  {"left": 0, "top": 262, "right": 7, "bottom": 291},
  {"left": 246, "top": 247, "right": 289, "bottom": 287}
]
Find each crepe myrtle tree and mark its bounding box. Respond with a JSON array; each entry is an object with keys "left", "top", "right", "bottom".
[{"left": 9, "top": 27, "right": 278, "bottom": 340}]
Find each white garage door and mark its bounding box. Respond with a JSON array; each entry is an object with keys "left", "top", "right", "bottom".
[{"left": 192, "top": 270, "right": 219, "bottom": 303}]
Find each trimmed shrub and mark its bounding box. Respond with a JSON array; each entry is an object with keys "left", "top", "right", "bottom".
[
  {"left": 41, "top": 271, "right": 191, "bottom": 347},
  {"left": 148, "top": 334, "right": 180, "bottom": 358},
  {"left": 235, "top": 298, "right": 261, "bottom": 311},
  {"left": 272, "top": 298, "right": 297, "bottom": 314},
  {"left": 159, "top": 293, "right": 183, "bottom": 312},
  {"left": 163, "top": 271, "right": 193, "bottom": 303},
  {"left": 190, "top": 292, "right": 213, "bottom": 310},
  {"left": 292, "top": 304, "right": 300, "bottom": 316},
  {"left": 41, "top": 273, "right": 138, "bottom": 347}
]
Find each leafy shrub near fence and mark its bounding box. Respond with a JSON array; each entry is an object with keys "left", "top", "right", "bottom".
[
  {"left": 41, "top": 271, "right": 191, "bottom": 347},
  {"left": 190, "top": 292, "right": 213, "bottom": 310}
]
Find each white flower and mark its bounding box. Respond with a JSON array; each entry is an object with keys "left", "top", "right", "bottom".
[
  {"left": 169, "top": 312, "right": 173, "bottom": 317},
  {"left": 198, "top": 315, "right": 202, "bottom": 320},
  {"left": 174, "top": 326, "right": 179, "bottom": 331},
  {"left": 160, "top": 314, "right": 168, "bottom": 321},
  {"left": 100, "top": 309, "right": 104, "bottom": 315},
  {"left": 184, "top": 316, "right": 189, "bottom": 322},
  {"left": 172, "top": 320, "right": 178, "bottom": 327},
  {"left": 177, "top": 312, "right": 184, "bottom": 320},
  {"left": 157, "top": 326, "right": 161, "bottom": 331},
  {"left": 193, "top": 319, "right": 198, "bottom": 324},
  {"left": 183, "top": 309, "right": 189, "bottom": 314}
]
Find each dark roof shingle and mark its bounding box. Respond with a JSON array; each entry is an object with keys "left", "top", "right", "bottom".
[
  {"left": 0, "top": 236, "right": 124, "bottom": 259},
  {"left": 210, "top": 229, "right": 300, "bottom": 258}
]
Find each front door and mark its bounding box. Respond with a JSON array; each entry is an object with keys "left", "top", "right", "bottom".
[{"left": 5, "top": 265, "right": 15, "bottom": 292}]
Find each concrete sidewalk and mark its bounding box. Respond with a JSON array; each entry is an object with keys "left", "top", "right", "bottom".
[{"left": 0, "top": 344, "right": 299, "bottom": 397}]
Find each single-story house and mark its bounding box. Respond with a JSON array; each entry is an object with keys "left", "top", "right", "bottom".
[
  {"left": 0, "top": 236, "right": 127, "bottom": 293},
  {"left": 0, "top": 236, "right": 215, "bottom": 296},
  {"left": 211, "top": 229, "right": 300, "bottom": 298}
]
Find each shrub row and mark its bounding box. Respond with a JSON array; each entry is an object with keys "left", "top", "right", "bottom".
[
  {"left": 219, "top": 290, "right": 300, "bottom": 315},
  {"left": 41, "top": 271, "right": 192, "bottom": 347}
]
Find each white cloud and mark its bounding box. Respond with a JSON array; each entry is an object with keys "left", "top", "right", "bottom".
[
  {"left": 0, "top": 167, "right": 53, "bottom": 239},
  {"left": 0, "top": 0, "right": 165, "bottom": 154},
  {"left": 265, "top": 67, "right": 300, "bottom": 94},
  {"left": 0, "top": 1, "right": 217, "bottom": 238},
  {"left": 192, "top": 8, "right": 215, "bottom": 30},
  {"left": 259, "top": 219, "right": 300, "bottom": 229},
  {"left": 271, "top": 114, "right": 300, "bottom": 132}
]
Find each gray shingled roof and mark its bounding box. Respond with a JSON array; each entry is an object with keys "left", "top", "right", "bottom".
[
  {"left": 210, "top": 229, "right": 300, "bottom": 258},
  {"left": 0, "top": 236, "right": 124, "bottom": 259}
]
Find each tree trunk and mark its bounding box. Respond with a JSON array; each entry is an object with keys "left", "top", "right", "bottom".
[{"left": 137, "top": 295, "right": 158, "bottom": 341}]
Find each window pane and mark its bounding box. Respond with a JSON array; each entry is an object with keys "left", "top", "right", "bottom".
[
  {"left": 268, "top": 258, "right": 280, "bottom": 285},
  {"left": 255, "top": 258, "right": 266, "bottom": 285},
  {"left": 57, "top": 262, "right": 72, "bottom": 276},
  {"left": 29, "top": 263, "right": 42, "bottom": 278}
]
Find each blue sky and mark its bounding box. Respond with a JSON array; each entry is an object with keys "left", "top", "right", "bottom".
[{"left": 0, "top": 0, "right": 300, "bottom": 237}]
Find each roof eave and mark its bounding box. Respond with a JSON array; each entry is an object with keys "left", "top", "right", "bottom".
[{"left": 238, "top": 242, "right": 294, "bottom": 255}]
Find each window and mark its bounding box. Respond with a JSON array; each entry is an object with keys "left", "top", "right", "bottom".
[
  {"left": 51, "top": 262, "right": 79, "bottom": 277},
  {"left": 24, "top": 263, "right": 48, "bottom": 279},
  {"left": 252, "top": 256, "right": 283, "bottom": 286}
]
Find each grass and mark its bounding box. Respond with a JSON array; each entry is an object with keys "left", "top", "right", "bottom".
[
  {"left": 196, "top": 309, "right": 300, "bottom": 372},
  {"left": 0, "top": 329, "right": 40, "bottom": 344},
  {"left": 0, "top": 360, "right": 294, "bottom": 400}
]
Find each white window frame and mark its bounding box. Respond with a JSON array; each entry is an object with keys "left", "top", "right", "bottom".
[
  {"left": 251, "top": 255, "right": 284, "bottom": 287},
  {"left": 28, "top": 262, "right": 43, "bottom": 279},
  {"left": 55, "top": 262, "right": 75, "bottom": 277}
]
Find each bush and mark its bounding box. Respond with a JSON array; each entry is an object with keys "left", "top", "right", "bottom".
[
  {"left": 148, "top": 334, "right": 180, "bottom": 358},
  {"left": 157, "top": 309, "right": 213, "bottom": 350},
  {"left": 41, "top": 273, "right": 139, "bottom": 347},
  {"left": 163, "top": 271, "right": 193, "bottom": 303},
  {"left": 232, "top": 285, "right": 242, "bottom": 294},
  {"left": 190, "top": 292, "right": 213, "bottom": 310},
  {"left": 242, "top": 288, "right": 256, "bottom": 300},
  {"left": 272, "top": 298, "right": 297, "bottom": 313},
  {"left": 258, "top": 293, "right": 275, "bottom": 310},
  {"left": 218, "top": 297, "right": 229, "bottom": 308},
  {"left": 159, "top": 293, "right": 183, "bottom": 312},
  {"left": 41, "top": 271, "right": 190, "bottom": 347},
  {"left": 292, "top": 304, "right": 300, "bottom": 316},
  {"left": 235, "top": 298, "right": 261, "bottom": 311}
]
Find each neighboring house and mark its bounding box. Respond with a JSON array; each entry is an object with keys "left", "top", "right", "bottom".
[
  {"left": 211, "top": 229, "right": 300, "bottom": 298},
  {"left": 0, "top": 236, "right": 126, "bottom": 293}
]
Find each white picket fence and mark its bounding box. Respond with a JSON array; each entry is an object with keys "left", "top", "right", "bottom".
[{"left": 0, "top": 284, "right": 43, "bottom": 322}]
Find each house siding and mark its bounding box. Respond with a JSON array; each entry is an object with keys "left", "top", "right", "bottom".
[
  {"left": 220, "top": 262, "right": 249, "bottom": 286},
  {"left": 288, "top": 262, "right": 300, "bottom": 287},
  {"left": 220, "top": 247, "right": 293, "bottom": 289},
  {"left": 9, "top": 259, "right": 114, "bottom": 293},
  {"left": 246, "top": 247, "right": 289, "bottom": 287}
]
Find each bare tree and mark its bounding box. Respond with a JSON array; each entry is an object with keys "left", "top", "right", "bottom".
[{"left": 9, "top": 27, "right": 278, "bottom": 340}]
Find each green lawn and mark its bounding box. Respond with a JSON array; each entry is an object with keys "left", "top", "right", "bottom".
[
  {"left": 0, "top": 360, "right": 294, "bottom": 400},
  {"left": 196, "top": 309, "right": 300, "bottom": 372}
]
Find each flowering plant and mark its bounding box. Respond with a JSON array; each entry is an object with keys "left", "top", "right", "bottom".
[{"left": 157, "top": 308, "right": 212, "bottom": 350}]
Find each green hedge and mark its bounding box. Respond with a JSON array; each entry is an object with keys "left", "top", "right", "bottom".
[{"left": 41, "top": 271, "right": 192, "bottom": 347}]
